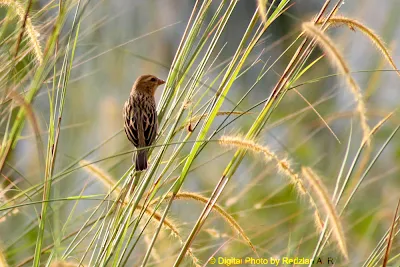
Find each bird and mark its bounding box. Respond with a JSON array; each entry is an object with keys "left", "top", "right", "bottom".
[{"left": 123, "top": 74, "right": 165, "bottom": 171}]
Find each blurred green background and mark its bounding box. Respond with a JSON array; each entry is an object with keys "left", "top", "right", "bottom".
[{"left": 1, "top": 0, "right": 400, "bottom": 266}]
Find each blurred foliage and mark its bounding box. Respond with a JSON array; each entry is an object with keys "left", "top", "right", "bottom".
[{"left": 0, "top": 0, "right": 400, "bottom": 266}]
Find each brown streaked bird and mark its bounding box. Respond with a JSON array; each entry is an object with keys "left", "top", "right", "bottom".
[{"left": 123, "top": 74, "right": 165, "bottom": 171}]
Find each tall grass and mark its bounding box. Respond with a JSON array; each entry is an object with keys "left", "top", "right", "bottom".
[{"left": 0, "top": 0, "right": 399, "bottom": 266}]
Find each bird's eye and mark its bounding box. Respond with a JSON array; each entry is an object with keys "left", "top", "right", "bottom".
[{"left": 150, "top": 77, "right": 156, "bottom": 82}]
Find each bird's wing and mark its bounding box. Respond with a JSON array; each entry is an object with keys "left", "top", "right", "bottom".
[
  {"left": 142, "top": 100, "right": 158, "bottom": 147},
  {"left": 124, "top": 100, "right": 139, "bottom": 147}
]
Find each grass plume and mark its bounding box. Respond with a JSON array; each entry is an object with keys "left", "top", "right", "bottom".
[
  {"left": 0, "top": 243, "right": 7, "bottom": 267},
  {"left": 219, "top": 135, "right": 324, "bottom": 232},
  {"left": 327, "top": 16, "right": 400, "bottom": 78},
  {"left": 150, "top": 191, "right": 258, "bottom": 255},
  {"left": 219, "top": 135, "right": 305, "bottom": 194},
  {"left": 302, "top": 22, "right": 370, "bottom": 144},
  {"left": 0, "top": 0, "right": 43, "bottom": 64},
  {"left": 79, "top": 160, "right": 117, "bottom": 196},
  {"left": 302, "top": 167, "right": 348, "bottom": 260},
  {"left": 257, "top": 0, "right": 267, "bottom": 23}
]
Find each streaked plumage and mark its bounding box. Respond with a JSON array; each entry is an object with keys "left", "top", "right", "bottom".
[{"left": 123, "top": 75, "right": 165, "bottom": 171}]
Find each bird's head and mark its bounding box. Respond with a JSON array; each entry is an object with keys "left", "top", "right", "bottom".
[{"left": 132, "top": 74, "right": 165, "bottom": 95}]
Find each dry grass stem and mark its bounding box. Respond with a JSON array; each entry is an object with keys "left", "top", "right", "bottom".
[
  {"left": 293, "top": 88, "right": 340, "bottom": 143},
  {"left": 143, "top": 234, "right": 161, "bottom": 263},
  {"left": 78, "top": 160, "right": 199, "bottom": 265},
  {"left": 140, "top": 204, "right": 200, "bottom": 266},
  {"left": 382, "top": 198, "right": 400, "bottom": 267},
  {"left": 174, "top": 111, "right": 253, "bottom": 134},
  {"left": 362, "top": 110, "right": 395, "bottom": 146}
]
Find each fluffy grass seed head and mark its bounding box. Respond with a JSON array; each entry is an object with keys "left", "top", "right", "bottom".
[
  {"left": 0, "top": 0, "right": 43, "bottom": 64},
  {"left": 219, "top": 135, "right": 306, "bottom": 195},
  {"left": 302, "top": 167, "right": 348, "bottom": 260},
  {"left": 219, "top": 135, "right": 325, "bottom": 233},
  {"left": 302, "top": 22, "right": 370, "bottom": 145}
]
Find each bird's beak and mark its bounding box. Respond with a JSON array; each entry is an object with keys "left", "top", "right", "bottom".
[{"left": 157, "top": 79, "right": 166, "bottom": 86}]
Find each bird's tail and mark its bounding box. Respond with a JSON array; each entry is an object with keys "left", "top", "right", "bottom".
[{"left": 135, "top": 150, "right": 148, "bottom": 171}]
